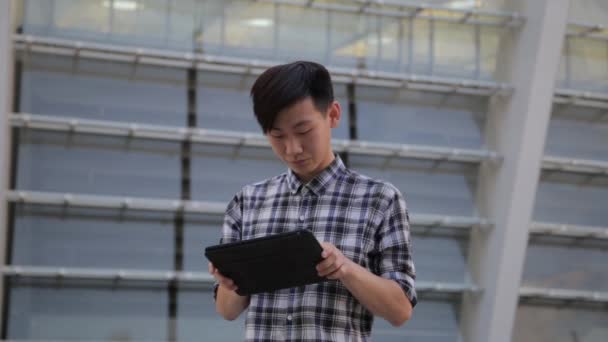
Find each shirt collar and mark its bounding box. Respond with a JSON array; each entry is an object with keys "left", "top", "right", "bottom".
[{"left": 287, "top": 154, "right": 346, "bottom": 196}]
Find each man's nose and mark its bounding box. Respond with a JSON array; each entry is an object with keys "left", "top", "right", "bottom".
[{"left": 285, "top": 137, "right": 303, "bottom": 155}]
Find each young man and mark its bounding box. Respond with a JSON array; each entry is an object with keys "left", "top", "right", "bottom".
[{"left": 209, "top": 61, "right": 417, "bottom": 341}]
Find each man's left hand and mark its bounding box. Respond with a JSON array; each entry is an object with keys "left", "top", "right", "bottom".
[{"left": 317, "top": 242, "right": 354, "bottom": 280}]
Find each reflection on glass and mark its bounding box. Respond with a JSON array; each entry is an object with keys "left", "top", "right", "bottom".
[
  {"left": 332, "top": 83, "right": 350, "bottom": 140},
  {"left": 365, "top": 17, "right": 403, "bottom": 72},
  {"left": 350, "top": 155, "right": 478, "bottom": 217},
  {"left": 410, "top": 19, "right": 432, "bottom": 74},
  {"left": 568, "top": 0, "right": 608, "bottom": 25},
  {"left": 373, "top": 298, "right": 462, "bottom": 342},
  {"left": 523, "top": 235, "right": 608, "bottom": 292},
  {"left": 22, "top": 0, "right": 53, "bottom": 31},
  {"left": 178, "top": 290, "right": 246, "bottom": 341},
  {"left": 356, "top": 86, "right": 486, "bottom": 149},
  {"left": 546, "top": 105, "right": 608, "bottom": 162},
  {"left": 190, "top": 145, "right": 286, "bottom": 203},
  {"left": 17, "top": 131, "right": 182, "bottom": 198},
  {"left": 20, "top": 0, "right": 504, "bottom": 79},
  {"left": 12, "top": 204, "right": 174, "bottom": 270},
  {"left": 480, "top": 26, "right": 500, "bottom": 80},
  {"left": 224, "top": 1, "right": 274, "bottom": 58},
  {"left": 393, "top": 0, "right": 508, "bottom": 11},
  {"left": 8, "top": 284, "right": 167, "bottom": 340},
  {"left": 184, "top": 213, "right": 224, "bottom": 272},
  {"left": 197, "top": 71, "right": 259, "bottom": 132},
  {"left": 329, "top": 11, "right": 365, "bottom": 68},
  {"left": 112, "top": 0, "right": 170, "bottom": 47},
  {"left": 21, "top": 54, "right": 187, "bottom": 126},
  {"left": 513, "top": 304, "right": 608, "bottom": 342},
  {"left": 563, "top": 37, "right": 608, "bottom": 92},
  {"left": 534, "top": 173, "right": 608, "bottom": 227},
  {"left": 413, "top": 230, "right": 471, "bottom": 284},
  {"left": 434, "top": 21, "right": 476, "bottom": 78},
  {"left": 54, "top": 0, "right": 110, "bottom": 35},
  {"left": 277, "top": 5, "right": 328, "bottom": 62}
]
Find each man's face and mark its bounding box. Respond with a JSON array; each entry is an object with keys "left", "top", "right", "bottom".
[{"left": 267, "top": 97, "right": 341, "bottom": 183}]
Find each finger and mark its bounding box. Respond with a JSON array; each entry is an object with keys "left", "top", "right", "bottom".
[
  {"left": 320, "top": 256, "right": 346, "bottom": 277},
  {"left": 316, "top": 253, "right": 336, "bottom": 273},
  {"left": 320, "top": 243, "right": 335, "bottom": 258},
  {"left": 325, "top": 256, "right": 348, "bottom": 278},
  {"left": 318, "top": 257, "right": 342, "bottom": 277},
  {"left": 318, "top": 264, "right": 337, "bottom": 277},
  {"left": 210, "top": 268, "right": 232, "bottom": 285},
  {"left": 325, "top": 268, "right": 342, "bottom": 280}
]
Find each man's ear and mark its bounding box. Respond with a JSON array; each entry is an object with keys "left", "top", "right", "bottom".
[{"left": 328, "top": 101, "right": 341, "bottom": 128}]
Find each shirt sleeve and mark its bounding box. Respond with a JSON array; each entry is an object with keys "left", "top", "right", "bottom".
[
  {"left": 373, "top": 185, "right": 417, "bottom": 307},
  {"left": 212, "top": 190, "right": 244, "bottom": 301}
]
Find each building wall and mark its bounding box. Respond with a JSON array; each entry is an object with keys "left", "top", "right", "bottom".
[{"left": 1, "top": 0, "right": 607, "bottom": 341}]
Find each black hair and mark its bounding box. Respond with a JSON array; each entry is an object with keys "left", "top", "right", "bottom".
[{"left": 250, "top": 61, "right": 334, "bottom": 134}]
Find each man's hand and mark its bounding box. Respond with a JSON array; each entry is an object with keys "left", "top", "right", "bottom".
[
  {"left": 208, "top": 262, "right": 238, "bottom": 292},
  {"left": 316, "top": 242, "right": 354, "bottom": 280},
  {"left": 210, "top": 262, "right": 250, "bottom": 320},
  {"left": 316, "top": 243, "right": 413, "bottom": 327}
]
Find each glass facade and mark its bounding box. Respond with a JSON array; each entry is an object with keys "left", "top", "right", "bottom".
[{"left": 2, "top": 0, "right": 607, "bottom": 341}]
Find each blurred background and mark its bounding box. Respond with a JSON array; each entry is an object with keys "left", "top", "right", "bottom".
[{"left": 0, "top": 0, "right": 607, "bottom": 341}]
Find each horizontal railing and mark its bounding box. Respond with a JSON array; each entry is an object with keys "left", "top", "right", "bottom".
[
  {"left": 520, "top": 286, "right": 608, "bottom": 304},
  {"left": 554, "top": 88, "right": 608, "bottom": 110},
  {"left": 566, "top": 21, "right": 608, "bottom": 41},
  {"left": 13, "top": 34, "right": 513, "bottom": 97},
  {"left": 6, "top": 190, "right": 491, "bottom": 230},
  {"left": 542, "top": 155, "right": 608, "bottom": 177},
  {"left": 258, "top": 0, "right": 525, "bottom": 27},
  {"left": 10, "top": 113, "right": 501, "bottom": 164},
  {"left": 2, "top": 265, "right": 479, "bottom": 294},
  {"left": 529, "top": 222, "right": 608, "bottom": 240}
]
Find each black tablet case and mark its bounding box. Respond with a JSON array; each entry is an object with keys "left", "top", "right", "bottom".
[{"left": 205, "top": 229, "right": 326, "bottom": 295}]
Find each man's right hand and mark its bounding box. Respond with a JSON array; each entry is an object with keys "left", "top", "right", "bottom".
[
  {"left": 210, "top": 262, "right": 250, "bottom": 320},
  {"left": 208, "top": 262, "right": 239, "bottom": 292}
]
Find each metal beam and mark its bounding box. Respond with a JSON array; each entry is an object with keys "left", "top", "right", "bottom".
[
  {"left": 6, "top": 190, "right": 489, "bottom": 231},
  {"left": 542, "top": 156, "right": 608, "bottom": 176},
  {"left": 566, "top": 22, "right": 608, "bottom": 41},
  {"left": 461, "top": 1, "right": 569, "bottom": 342},
  {"left": 6, "top": 190, "right": 226, "bottom": 215},
  {"left": 0, "top": 0, "right": 15, "bottom": 336},
  {"left": 13, "top": 34, "right": 513, "bottom": 97},
  {"left": 0, "top": 265, "right": 479, "bottom": 295},
  {"left": 5, "top": 266, "right": 607, "bottom": 304},
  {"left": 8, "top": 265, "right": 608, "bottom": 305},
  {"left": 554, "top": 88, "right": 608, "bottom": 110},
  {"left": 529, "top": 222, "right": 608, "bottom": 240},
  {"left": 0, "top": 265, "right": 215, "bottom": 284},
  {"left": 10, "top": 113, "right": 501, "bottom": 164},
  {"left": 313, "top": 0, "right": 525, "bottom": 27},
  {"left": 520, "top": 286, "right": 608, "bottom": 305}
]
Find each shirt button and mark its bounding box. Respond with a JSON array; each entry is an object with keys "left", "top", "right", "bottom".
[
  {"left": 287, "top": 315, "right": 293, "bottom": 321},
  {"left": 299, "top": 215, "right": 305, "bottom": 221}
]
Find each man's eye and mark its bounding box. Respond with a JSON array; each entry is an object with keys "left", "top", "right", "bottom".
[{"left": 297, "top": 130, "right": 312, "bottom": 135}]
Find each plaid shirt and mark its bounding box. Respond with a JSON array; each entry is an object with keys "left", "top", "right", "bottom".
[{"left": 216, "top": 155, "right": 417, "bottom": 341}]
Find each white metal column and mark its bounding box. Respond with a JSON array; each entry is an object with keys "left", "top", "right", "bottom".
[
  {"left": 461, "top": 1, "right": 570, "bottom": 342},
  {"left": 0, "top": 0, "right": 15, "bottom": 333}
]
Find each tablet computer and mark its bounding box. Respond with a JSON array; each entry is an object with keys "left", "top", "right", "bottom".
[{"left": 204, "top": 229, "right": 326, "bottom": 296}]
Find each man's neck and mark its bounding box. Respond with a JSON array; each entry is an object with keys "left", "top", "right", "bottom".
[{"left": 296, "top": 152, "right": 335, "bottom": 184}]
